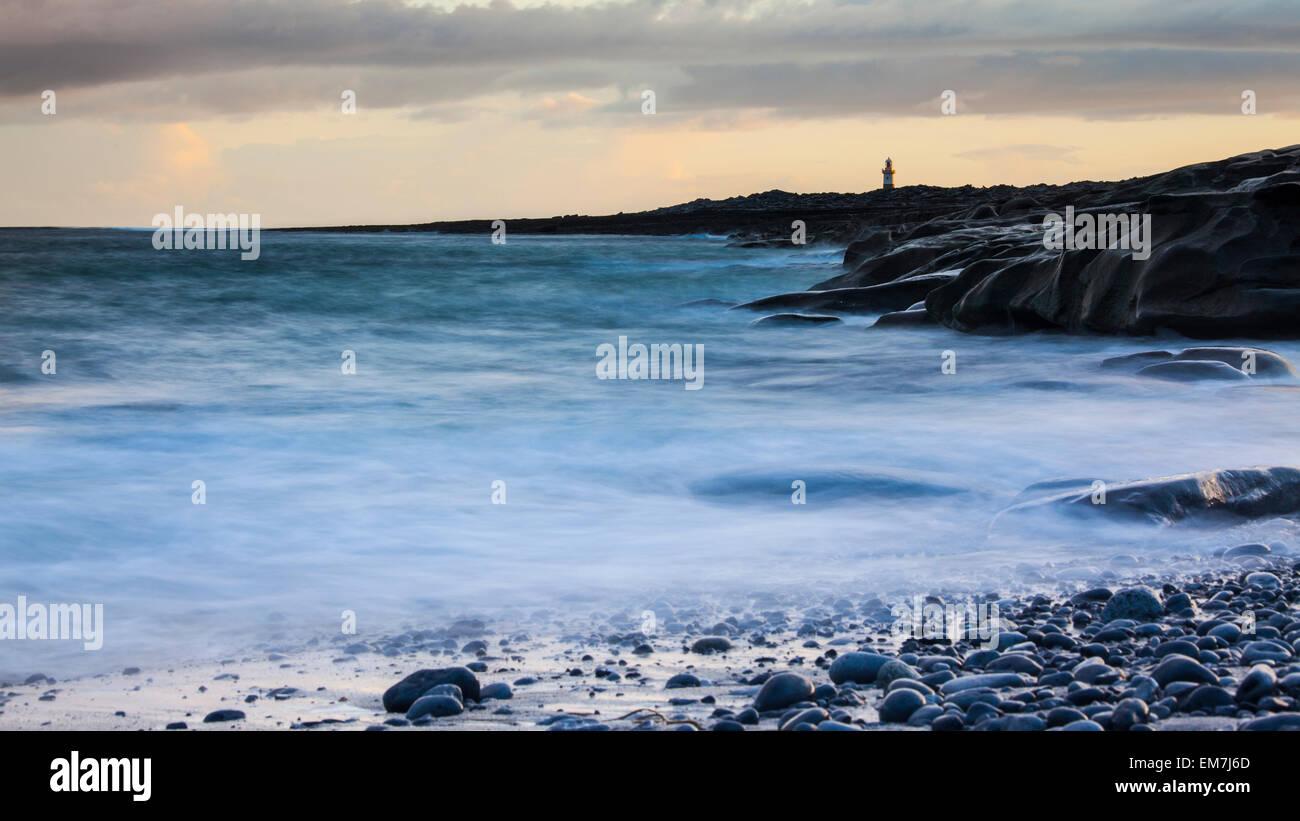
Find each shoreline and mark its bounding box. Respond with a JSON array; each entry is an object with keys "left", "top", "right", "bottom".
[{"left": 3, "top": 556, "right": 1294, "bottom": 731}]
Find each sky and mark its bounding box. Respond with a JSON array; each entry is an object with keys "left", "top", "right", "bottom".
[{"left": 2, "top": 0, "right": 1298, "bottom": 227}]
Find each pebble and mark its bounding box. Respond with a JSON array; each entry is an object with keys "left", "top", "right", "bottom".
[
  {"left": 1045, "top": 707, "right": 1087, "bottom": 727},
  {"left": 1101, "top": 587, "right": 1164, "bottom": 622},
  {"left": 202, "top": 709, "right": 245, "bottom": 723},
  {"left": 1178, "top": 685, "right": 1234, "bottom": 713},
  {"left": 406, "top": 695, "right": 464, "bottom": 720},
  {"left": 1110, "top": 698, "right": 1149, "bottom": 729},
  {"left": 815, "top": 720, "right": 862, "bottom": 731},
  {"left": 1241, "top": 641, "right": 1292, "bottom": 665},
  {"left": 827, "top": 652, "right": 889, "bottom": 685},
  {"left": 480, "top": 682, "right": 513, "bottom": 700},
  {"left": 1151, "top": 654, "right": 1218, "bottom": 687},
  {"left": 986, "top": 654, "right": 1042, "bottom": 675},
  {"left": 1061, "top": 719, "right": 1104, "bottom": 731},
  {"left": 939, "top": 673, "right": 1026, "bottom": 695},
  {"left": 753, "top": 672, "right": 814, "bottom": 712},
  {"left": 874, "top": 659, "right": 920, "bottom": 689},
  {"left": 779, "top": 707, "right": 829, "bottom": 729},
  {"left": 877, "top": 689, "right": 925, "bottom": 723},
  {"left": 1235, "top": 666, "right": 1277, "bottom": 704},
  {"left": 690, "top": 637, "right": 733, "bottom": 654},
  {"left": 382, "top": 667, "right": 481, "bottom": 711},
  {"left": 1245, "top": 572, "right": 1281, "bottom": 589},
  {"left": 931, "top": 713, "right": 964, "bottom": 731},
  {"left": 1239, "top": 713, "right": 1300, "bottom": 731}
]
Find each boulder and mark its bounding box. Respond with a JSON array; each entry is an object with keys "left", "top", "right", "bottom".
[{"left": 383, "top": 667, "right": 481, "bottom": 712}]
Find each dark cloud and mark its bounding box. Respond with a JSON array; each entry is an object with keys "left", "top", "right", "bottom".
[{"left": 1, "top": 0, "right": 1297, "bottom": 121}]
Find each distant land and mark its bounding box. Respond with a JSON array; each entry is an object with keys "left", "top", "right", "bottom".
[{"left": 277, "top": 180, "right": 1145, "bottom": 244}]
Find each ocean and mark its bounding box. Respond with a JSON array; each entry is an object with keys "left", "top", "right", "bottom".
[{"left": 2, "top": 228, "right": 1298, "bottom": 673}]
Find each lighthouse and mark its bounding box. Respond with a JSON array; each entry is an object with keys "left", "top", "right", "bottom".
[{"left": 882, "top": 157, "right": 896, "bottom": 189}]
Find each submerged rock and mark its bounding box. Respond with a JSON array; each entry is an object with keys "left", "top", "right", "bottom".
[
  {"left": 750, "top": 313, "right": 843, "bottom": 326},
  {"left": 999, "top": 466, "right": 1300, "bottom": 527},
  {"left": 1107, "top": 347, "right": 1297, "bottom": 381},
  {"left": 1137, "top": 360, "right": 1250, "bottom": 382},
  {"left": 1171, "top": 347, "right": 1298, "bottom": 378},
  {"left": 871, "top": 308, "right": 935, "bottom": 327},
  {"left": 734, "top": 273, "right": 955, "bottom": 315},
  {"left": 691, "top": 467, "right": 974, "bottom": 505}
]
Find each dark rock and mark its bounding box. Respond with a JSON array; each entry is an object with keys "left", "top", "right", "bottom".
[
  {"left": 1111, "top": 698, "right": 1150, "bottom": 729},
  {"left": 872, "top": 308, "right": 935, "bottom": 327},
  {"left": 999, "top": 466, "right": 1300, "bottom": 528},
  {"left": 940, "top": 673, "right": 1027, "bottom": 694},
  {"left": 406, "top": 695, "right": 464, "bottom": 720},
  {"left": 931, "top": 713, "right": 964, "bottom": 731},
  {"left": 1062, "top": 719, "right": 1105, "bottom": 731},
  {"left": 1101, "top": 351, "right": 1173, "bottom": 370},
  {"left": 987, "top": 654, "right": 1042, "bottom": 675},
  {"left": 874, "top": 659, "right": 920, "bottom": 689},
  {"left": 877, "top": 689, "right": 926, "bottom": 723},
  {"left": 754, "top": 672, "right": 815, "bottom": 712},
  {"left": 383, "top": 667, "right": 481, "bottom": 712},
  {"left": 202, "top": 710, "right": 245, "bottom": 723},
  {"left": 828, "top": 652, "right": 890, "bottom": 685},
  {"left": 1169, "top": 347, "right": 1298, "bottom": 378},
  {"left": 1177, "top": 685, "right": 1235, "bottom": 713},
  {"left": 735, "top": 273, "right": 956, "bottom": 315},
  {"left": 1240, "top": 714, "right": 1300, "bottom": 730},
  {"left": 1225, "top": 543, "right": 1272, "bottom": 558},
  {"left": 1046, "top": 707, "right": 1087, "bottom": 728},
  {"left": 666, "top": 673, "right": 702, "bottom": 689},
  {"left": 1152, "top": 655, "right": 1219, "bottom": 687},
  {"left": 815, "top": 720, "right": 863, "bottom": 731},
  {"left": 690, "top": 637, "right": 732, "bottom": 654},
  {"left": 1102, "top": 587, "right": 1164, "bottom": 621},
  {"left": 780, "top": 707, "right": 829, "bottom": 729},
  {"left": 1235, "top": 665, "right": 1277, "bottom": 703},
  {"left": 480, "top": 682, "right": 513, "bottom": 701},
  {"left": 1137, "top": 361, "right": 1250, "bottom": 382},
  {"left": 750, "top": 313, "right": 843, "bottom": 326},
  {"left": 1241, "top": 640, "right": 1292, "bottom": 664},
  {"left": 918, "top": 151, "right": 1300, "bottom": 339},
  {"left": 1066, "top": 687, "right": 1108, "bottom": 706}
]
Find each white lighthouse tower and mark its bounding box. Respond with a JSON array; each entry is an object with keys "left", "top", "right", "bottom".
[{"left": 882, "top": 157, "right": 896, "bottom": 189}]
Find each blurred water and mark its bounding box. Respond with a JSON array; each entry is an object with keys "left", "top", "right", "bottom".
[{"left": 1, "top": 229, "right": 1298, "bottom": 673}]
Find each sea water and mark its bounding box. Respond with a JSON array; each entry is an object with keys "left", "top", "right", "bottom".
[{"left": 1, "top": 229, "right": 1298, "bottom": 673}]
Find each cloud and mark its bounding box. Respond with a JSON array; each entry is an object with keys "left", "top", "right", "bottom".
[
  {"left": 955, "top": 144, "right": 1083, "bottom": 165},
  {"left": 0, "top": 0, "right": 1297, "bottom": 124}
]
